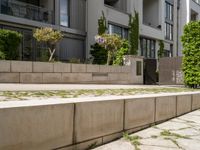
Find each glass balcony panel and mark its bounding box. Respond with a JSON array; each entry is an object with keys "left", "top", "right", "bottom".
[{"left": 0, "top": 0, "right": 54, "bottom": 24}]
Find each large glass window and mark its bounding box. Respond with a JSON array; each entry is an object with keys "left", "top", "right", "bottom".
[
  {"left": 140, "top": 38, "right": 156, "bottom": 59},
  {"left": 60, "top": 0, "right": 69, "bottom": 27},
  {"left": 165, "top": 2, "right": 173, "bottom": 21},
  {"left": 108, "top": 23, "right": 128, "bottom": 39},
  {"left": 165, "top": 23, "right": 173, "bottom": 41}
]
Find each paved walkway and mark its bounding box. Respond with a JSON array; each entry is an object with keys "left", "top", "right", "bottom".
[
  {"left": 0, "top": 84, "right": 183, "bottom": 91},
  {"left": 95, "top": 110, "right": 200, "bottom": 150}
]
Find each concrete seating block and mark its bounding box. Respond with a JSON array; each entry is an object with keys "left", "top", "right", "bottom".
[
  {"left": 177, "top": 95, "right": 192, "bottom": 116},
  {"left": 192, "top": 94, "right": 200, "bottom": 110},
  {"left": 125, "top": 98, "right": 155, "bottom": 130},
  {"left": 33, "top": 62, "right": 53, "bottom": 72},
  {"left": 20, "top": 73, "right": 43, "bottom": 83},
  {"left": 53, "top": 63, "right": 71, "bottom": 73},
  {"left": 75, "top": 100, "right": 124, "bottom": 142},
  {"left": 0, "top": 104, "right": 74, "bottom": 149},
  {"left": 62, "top": 73, "right": 92, "bottom": 83},
  {"left": 155, "top": 96, "right": 176, "bottom": 122},
  {"left": 109, "top": 66, "right": 122, "bottom": 73},
  {"left": 0, "top": 73, "right": 19, "bottom": 83},
  {"left": 99, "top": 65, "right": 110, "bottom": 73},
  {"left": 86, "top": 64, "right": 100, "bottom": 73},
  {"left": 121, "top": 66, "right": 131, "bottom": 73},
  {"left": 0, "top": 61, "right": 10, "bottom": 72},
  {"left": 11, "top": 61, "right": 32, "bottom": 72},
  {"left": 43, "top": 73, "right": 62, "bottom": 83},
  {"left": 71, "top": 64, "right": 86, "bottom": 73}
]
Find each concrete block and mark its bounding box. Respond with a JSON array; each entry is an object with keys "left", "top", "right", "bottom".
[
  {"left": 108, "top": 73, "right": 129, "bottom": 81},
  {"left": 86, "top": 64, "right": 100, "bottom": 73},
  {"left": 155, "top": 96, "right": 176, "bottom": 122},
  {"left": 125, "top": 98, "right": 155, "bottom": 130},
  {"left": 0, "top": 104, "right": 74, "bottom": 150},
  {"left": 20, "top": 73, "right": 43, "bottom": 83},
  {"left": 11, "top": 61, "right": 32, "bottom": 72},
  {"left": 92, "top": 73, "right": 108, "bottom": 82},
  {"left": 75, "top": 100, "right": 124, "bottom": 142},
  {"left": 43, "top": 73, "right": 62, "bottom": 83},
  {"left": 192, "top": 94, "right": 200, "bottom": 110},
  {"left": 0, "top": 61, "right": 10, "bottom": 72},
  {"left": 33, "top": 62, "right": 53, "bottom": 72},
  {"left": 62, "top": 73, "right": 92, "bottom": 83},
  {"left": 121, "top": 66, "right": 131, "bottom": 73},
  {"left": 71, "top": 64, "right": 86, "bottom": 73},
  {"left": 109, "top": 66, "right": 122, "bottom": 73},
  {"left": 177, "top": 95, "right": 192, "bottom": 116},
  {"left": 99, "top": 65, "right": 110, "bottom": 72},
  {"left": 54, "top": 63, "right": 71, "bottom": 73},
  {"left": 102, "top": 132, "right": 123, "bottom": 144},
  {"left": 0, "top": 73, "right": 19, "bottom": 83}
]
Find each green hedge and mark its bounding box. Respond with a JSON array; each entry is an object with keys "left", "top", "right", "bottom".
[
  {"left": 182, "top": 21, "right": 200, "bottom": 88},
  {"left": 0, "top": 29, "right": 22, "bottom": 60}
]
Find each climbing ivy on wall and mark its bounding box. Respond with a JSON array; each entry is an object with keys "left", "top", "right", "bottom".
[
  {"left": 182, "top": 21, "right": 200, "bottom": 88},
  {"left": 158, "top": 40, "right": 164, "bottom": 59},
  {"left": 129, "top": 10, "right": 139, "bottom": 55}
]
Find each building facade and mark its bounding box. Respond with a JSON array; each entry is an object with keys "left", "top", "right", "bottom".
[{"left": 0, "top": 0, "right": 199, "bottom": 61}]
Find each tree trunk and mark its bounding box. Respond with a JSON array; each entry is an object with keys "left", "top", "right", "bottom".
[{"left": 48, "top": 48, "right": 56, "bottom": 62}]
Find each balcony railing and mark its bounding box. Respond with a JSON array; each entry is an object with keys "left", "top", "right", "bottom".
[{"left": 0, "top": 0, "right": 54, "bottom": 24}]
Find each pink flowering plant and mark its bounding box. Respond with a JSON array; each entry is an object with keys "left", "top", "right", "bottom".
[{"left": 95, "top": 34, "right": 123, "bottom": 65}]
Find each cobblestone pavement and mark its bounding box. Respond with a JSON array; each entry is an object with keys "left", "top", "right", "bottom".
[{"left": 94, "top": 110, "right": 200, "bottom": 150}]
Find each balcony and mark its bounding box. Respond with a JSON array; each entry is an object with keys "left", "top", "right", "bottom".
[{"left": 0, "top": 0, "right": 54, "bottom": 24}]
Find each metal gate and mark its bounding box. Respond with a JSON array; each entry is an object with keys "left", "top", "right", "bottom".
[{"left": 144, "top": 59, "right": 157, "bottom": 85}]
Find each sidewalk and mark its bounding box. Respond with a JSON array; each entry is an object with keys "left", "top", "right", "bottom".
[
  {"left": 94, "top": 110, "right": 200, "bottom": 150},
  {"left": 0, "top": 84, "right": 182, "bottom": 91}
]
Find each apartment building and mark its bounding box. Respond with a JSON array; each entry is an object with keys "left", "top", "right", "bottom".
[
  {"left": 0, "top": 0, "right": 86, "bottom": 61},
  {"left": 0, "top": 0, "right": 199, "bottom": 61}
]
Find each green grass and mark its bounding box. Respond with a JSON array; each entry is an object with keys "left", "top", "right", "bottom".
[
  {"left": 0, "top": 87, "right": 199, "bottom": 101},
  {"left": 123, "top": 133, "right": 142, "bottom": 150}
]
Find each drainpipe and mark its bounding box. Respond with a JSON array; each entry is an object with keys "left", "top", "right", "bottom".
[{"left": 176, "top": 0, "right": 180, "bottom": 57}]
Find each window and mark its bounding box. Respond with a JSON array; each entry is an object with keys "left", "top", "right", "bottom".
[
  {"left": 165, "top": 2, "right": 173, "bottom": 21},
  {"left": 60, "top": 0, "right": 69, "bottom": 27},
  {"left": 140, "top": 38, "right": 156, "bottom": 59},
  {"left": 108, "top": 24, "right": 128, "bottom": 39},
  {"left": 165, "top": 23, "right": 173, "bottom": 40},
  {"left": 136, "top": 61, "right": 142, "bottom": 76}
]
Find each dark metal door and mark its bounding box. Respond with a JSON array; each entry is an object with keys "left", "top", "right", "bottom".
[{"left": 144, "top": 59, "right": 157, "bottom": 85}]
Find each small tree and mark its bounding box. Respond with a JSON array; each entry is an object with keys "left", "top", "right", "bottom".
[
  {"left": 33, "top": 27, "right": 63, "bottom": 62},
  {"left": 98, "top": 11, "right": 107, "bottom": 35},
  {"left": 157, "top": 40, "right": 164, "bottom": 59},
  {"left": 129, "top": 10, "right": 139, "bottom": 55},
  {"left": 95, "top": 34, "right": 123, "bottom": 65},
  {"left": 182, "top": 21, "right": 200, "bottom": 88}
]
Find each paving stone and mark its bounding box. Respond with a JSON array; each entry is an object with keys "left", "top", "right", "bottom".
[
  {"left": 133, "top": 128, "right": 162, "bottom": 139},
  {"left": 138, "top": 145, "right": 181, "bottom": 150},
  {"left": 179, "top": 115, "right": 200, "bottom": 124},
  {"left": 140, "top": 138, "right": 178, "bottom": 148},
  {"left": 156, "top": 121, "right": 191, "bottom": 131},
  {"left": 94, "top": 139, "right": 135, "bottom": 150},
  {"left": 172, "top": 128, "right": 200, "bottom": 136},
  {"left": 176, "top": 139, "right": 200, "bottom": 150}
]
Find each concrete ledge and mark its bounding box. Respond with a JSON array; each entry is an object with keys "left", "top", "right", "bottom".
[
  {"left": 75, "top": 100, "right": 124, "bottom": 143},
  {"left": 11, "top": 61, "right": 32, "bottom": 72},
  {"left": 71, "top": 64, "right": 86, "bottom": 73},
  {"left": 192, "top": 94, "right": 200, "bottom": 110},
  {"left": 43, "top": 73, "right": 62, "bottom": 83},
  {"left": 54, "top": 63, "right": 71, "bottom": 73},
  {"left": 125, "top": 98, "right": 155, "bottom": 130},
  {"left": 33, "top": 62, "right": 54, "bottom": 73},
  {"left": 0, "top": 73, "right": 19, "bottom": 83},
  {"left": 0, "top": 104, "right": 74, "bottom": 150},
  {"left": 0, "top": 92, "right": 198, "bottom": 150},
  {"left": 20, "top": 73, "right": 43, "bottom": 83},
  {"left": 177, "top": 95, "right": 192, "bottom": 116},
  {"left": 155, "top": 96, "right": 176, "bottom": 122},
  {"left": 0, "top": 61, "right": 10, "bottom": 72}
]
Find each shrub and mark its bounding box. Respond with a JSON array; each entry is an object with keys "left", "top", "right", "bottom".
[
  {"left": 113, "top": 40, "right": 129, "bottom": 65},
  {"left": 95, "top": 34, "right": 123, "bottom": 65},
  {"left": 181, "top": 21, "right": 200, "bottom": 88},
  {"left": 0, "top": 29, "right": 22, "bottom": 60},
  {"left": 158, "top": 40, "right": 164, "bottom": 59},
  {"left": 90, "top": 43, "right": 107, "bottom": 65},
  {"left": 33, "top": 27, "right": 63, "bottom": 62}
]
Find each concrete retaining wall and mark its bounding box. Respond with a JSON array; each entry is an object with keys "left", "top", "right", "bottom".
[
  {"left": 0, "top": 59, "right": 143, "bottom": 84},
  {"left": 0, "top": 92, "right": 199, "bottom": 150}
]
